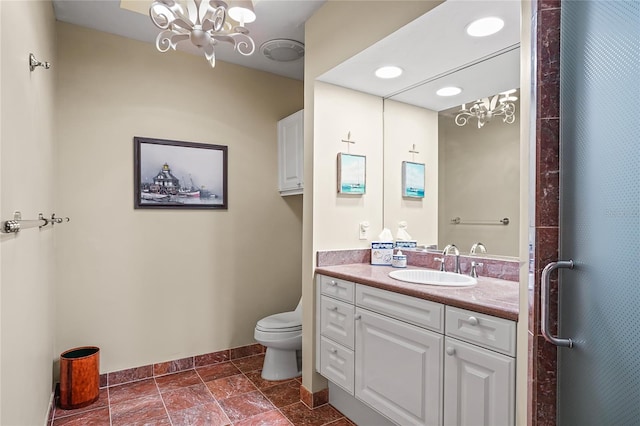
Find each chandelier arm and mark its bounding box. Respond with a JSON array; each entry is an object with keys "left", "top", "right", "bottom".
[
  {"left": 150, "top": 3, "right": 177, "bottom": 29},
  {"left": 156, "top": 30, "right": 180, "bottom": 52},
  {"left": 151, "top": 2, "right": 195, "bottom": 32},
  {"left": 211, "top": 33, "right": 255, "bottom": 55},
  {"left": 185, "top": 0, "right": 200, "bottom": 26},
  {"left": 455, "top": 113, "right": 470, "bottom": 126},
  {"left": 203, "top": 43, "right": 216, "bottom": 68},
  {"left": 233, "top": 33, "right": 255, "bottom": 55},
  {"left": 198, "top": 0, "right": 214, "bottom": 26},
  {"left": 489, "top": 94, "right": 499, "bottom": 110},
  {"left": 156, "top": 30, "right": 189, "bottom": 52}
]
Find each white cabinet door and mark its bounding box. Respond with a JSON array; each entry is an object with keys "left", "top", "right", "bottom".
[
  {"left": 443, "top": 337, "right": 515, "bottom": 426},
  {"left": 277, "top": 110, "right": 303, "bottom": 195},
  {"left": 355, "top": 308, "right": 443, "bottom": 426}
]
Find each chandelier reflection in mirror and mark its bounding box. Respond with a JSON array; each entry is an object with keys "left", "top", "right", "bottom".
[
  {"left": 455, "top": 89, "right": 518, "bottom": 129},
  {"left": 149, "top": 0, "right": 256, "bottom": 68}
]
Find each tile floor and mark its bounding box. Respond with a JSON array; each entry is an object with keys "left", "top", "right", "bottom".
[{"left": 50, "top": 354, "right": 353, "bottom": 426}]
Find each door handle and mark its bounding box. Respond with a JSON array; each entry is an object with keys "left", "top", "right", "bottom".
[{"left": 541, "top": 259, "right": 574, "bottom": 348}]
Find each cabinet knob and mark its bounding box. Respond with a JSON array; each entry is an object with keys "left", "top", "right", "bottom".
[
  {"left": 354, "top": 314, "right": 362, "bottom": 320},
  {"left": 446, "top": 347, "right": 456, "bottom": 356},
  {"left": 329, "top": 306, "right": 338, "bottom": 311},
  {"left": 329, "top": 280, "right": 338, "bottom": 286},
  {"left": 330, "top": 348, "right": 338, "bottom": 354},
  {"left": 468, "top": 316, "right": 479, "bottom": 326}
]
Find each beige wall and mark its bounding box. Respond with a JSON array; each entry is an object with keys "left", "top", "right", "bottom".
[
  {"left": 303, "top": 0, "right": 443, "bottom": 393},
  {"left": 438, "top": 106, "right": 520, "bottom": 257},
  {"left": 0, "top": 1, "right": 57, "bottom": 424},
  {"left": 55, "top": 23, "right": 303, "bottom": 373},
  {"left": 313, "top": 82, "right": 383, "bottom": 250},
  {"left": 383, "top": 100, "right": 439, "bottom": 246}
]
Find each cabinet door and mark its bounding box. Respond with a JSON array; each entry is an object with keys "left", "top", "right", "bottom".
[
  {"left": 277, "top": 110, "right": 303, "bottom": 195},
  {"left": 355, "top": 308, "right": 443, "bottom": 426},
  {"left": 443, "top": 337, "right": 515, "bottom": 426}
]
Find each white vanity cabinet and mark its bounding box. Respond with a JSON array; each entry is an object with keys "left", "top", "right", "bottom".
[
  {"left": 315, "top": 274, "right": 516, "bottom": 426},
  {"left": 443, "top": 307, "right": 516, "bottom": 426},
  {"left": 277, "top": 109, "right": 303, "bottom": 195},
  {"left": 317, "top": 275, "right": 355, "bottom": 393}
]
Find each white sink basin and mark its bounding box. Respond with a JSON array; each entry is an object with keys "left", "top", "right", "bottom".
[{"left": 388, "top": 269, "right": 477, "bottom": 287}]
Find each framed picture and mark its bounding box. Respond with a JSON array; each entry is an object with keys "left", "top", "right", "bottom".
[
  {"left": 402, "top": 161, "right": 425, "bottom": 198},
  {"left": 134, "top": 137, "right": 228, "bottom": 209},
  {"left": 337, "top": 153, "right": 366, "bottom": 195}
]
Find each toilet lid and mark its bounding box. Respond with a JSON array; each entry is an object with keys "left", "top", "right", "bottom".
[{"left": 256, "top": 311, "right": 302, "bottom": 332}]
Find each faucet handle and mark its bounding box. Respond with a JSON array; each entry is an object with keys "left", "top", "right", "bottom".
[
  {"left": 470, "top": 261, "right": 484, "bottom": 278},
  {"left": 434, "top": 257, "right": 446, "bottom": 272}
]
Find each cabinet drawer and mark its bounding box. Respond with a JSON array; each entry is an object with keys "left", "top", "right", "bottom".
[
  {"left": 445, "top": 307, "right": 516, "bottom": 356},
  {"left": 356, "top": 284, "right": 444, "bottom": 333},
  {"left": 318, "top": 275, "right": 355, "bottom": 303},
  {"left": 320, "top": 336, "right": 354, "bottom": 395},
  {"left": 320, "top": 296, "right": 355, "bottom": 349}
]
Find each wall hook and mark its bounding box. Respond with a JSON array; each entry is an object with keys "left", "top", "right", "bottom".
[{"left": 29, "top": 53, "right": 50, "bottom": 72}]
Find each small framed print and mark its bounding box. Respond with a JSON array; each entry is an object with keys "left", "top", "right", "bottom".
[
  {"left": 337, "top": 153, "right": 366, "bottom": 195},
  {"left": 402, "top": 161, "right": 425, "bottom": 198}
]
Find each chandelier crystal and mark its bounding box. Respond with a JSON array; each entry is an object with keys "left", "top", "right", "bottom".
[
  {"left": 455, "top": 89, "right": 518, "bottom": 128},
  {"left": 149, "top": 0, "right": 256, "bottom": 68}
]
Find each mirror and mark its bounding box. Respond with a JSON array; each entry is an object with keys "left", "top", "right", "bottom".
[{"left": 317, "top": 0, "right": 521, "bottom": 257}]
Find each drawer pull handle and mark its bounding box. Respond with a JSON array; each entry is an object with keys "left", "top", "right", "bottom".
[
  {"left": 446, "top": 347, "right": 456, "bottom": 356},
  {"left": 329, "top": 280, "right": 338, "bottom": 286},
  {"left": 330, "top": 348, "right": 338, "bottom": 354},
  {"left": 468, "top": 316, "right": 479, "bottom": 326},
  {"left": 329, "top": 306, "right": 338, "bottom": 311},
  {"left": 354, "top": 314, "right": 362, "bottom": 320}
]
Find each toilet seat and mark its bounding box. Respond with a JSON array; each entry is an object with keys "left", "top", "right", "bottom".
[{"left": 256, "top": 311, "right": 301, "bottom": 332}]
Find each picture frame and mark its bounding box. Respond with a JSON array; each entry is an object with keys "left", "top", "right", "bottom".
[
  {"left": 337, "top": 153, "right": 366, "bottom": 194},
  {"left": 402, "top": 161, "right": 425, "bottom": 198},
  {"left": 134, "top": 137, "right": 228, "bottom": 209}
]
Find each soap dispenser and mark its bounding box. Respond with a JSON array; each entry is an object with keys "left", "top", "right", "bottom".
[{"left": 392, "top": 250, "right": 407, "bottom": 268}]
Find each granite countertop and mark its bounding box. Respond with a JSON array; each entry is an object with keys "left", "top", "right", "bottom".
[{"left": 315, "top": 263, "right": 519, "bottom": 321}]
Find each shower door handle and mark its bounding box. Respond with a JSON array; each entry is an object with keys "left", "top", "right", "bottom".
[{"left": 541, "top": 260, "right": 574, "bottom": 348}]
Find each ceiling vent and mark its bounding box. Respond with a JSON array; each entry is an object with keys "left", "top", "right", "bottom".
[{"left": 260, "top": 39, "right": 305, "bottom": 62}]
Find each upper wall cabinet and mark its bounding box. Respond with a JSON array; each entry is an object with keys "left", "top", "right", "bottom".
[{"left": 278, "top": 110, "right": 304, "bottom": 196}]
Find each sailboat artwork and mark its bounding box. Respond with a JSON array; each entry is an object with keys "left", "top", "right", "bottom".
[
  {"left": 337, "top": 153, "right": 366, "bottom": 195},
  {"left": 402, "top": 161, "right": 425, "bottom": 198},
  {"left": 134, "top": 137, "right": 228, "bottom": 210}
]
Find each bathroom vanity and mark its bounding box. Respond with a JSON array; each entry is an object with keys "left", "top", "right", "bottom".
[{"left": 315, "top": 264, "right": 518, "bottom": 426}]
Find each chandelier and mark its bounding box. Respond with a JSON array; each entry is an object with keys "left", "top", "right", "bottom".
[
  {"left": 149, "top": 0, "right": 256, "bottom": 68},
  {"left": 455, "top": 89, "right": 518, "bottom": 128}
]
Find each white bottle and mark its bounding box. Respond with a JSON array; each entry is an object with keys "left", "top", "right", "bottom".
[{"left": 392, "top": 250, "right": 407, "bottom": 268}]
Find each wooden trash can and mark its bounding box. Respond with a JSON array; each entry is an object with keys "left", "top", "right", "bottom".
[{"left": 59, "top": 346, "right": 100, "bottom": 409}]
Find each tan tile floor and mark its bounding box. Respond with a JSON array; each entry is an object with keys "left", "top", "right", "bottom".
[{"left": 50, "top": 354, "right": 354, "bottom": 426}]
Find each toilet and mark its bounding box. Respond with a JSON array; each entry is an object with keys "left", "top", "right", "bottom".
[{"left": 254, "top": 298, "right": 302, "bottom": 381}]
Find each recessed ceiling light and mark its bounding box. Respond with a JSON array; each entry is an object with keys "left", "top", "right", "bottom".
[
  {"left": 466, "top": 17, "right": 505, "bottom": 37},
  {"left": 436, "top": 87, "right": 462, "bottom": 97},
  {"left": 375, "top": 66, "right": 403, "bottom": 79}
]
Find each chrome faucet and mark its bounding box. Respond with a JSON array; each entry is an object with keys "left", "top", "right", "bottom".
[
  {"left": 441, "top": 244, "right": 461, "bottom": 274},
  {"left": 470, "top": 261, "right": 484, "bottom": 278},
  {"left": 470, "top": 242, "right": 487, "bottom": 255}
]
